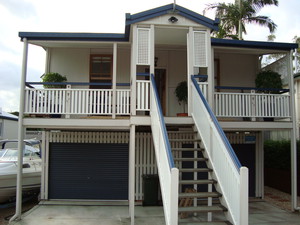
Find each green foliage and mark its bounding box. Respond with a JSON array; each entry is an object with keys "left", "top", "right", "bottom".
[
  {"left": 205, "top": 0, "right": 278, "bottom": 39},
  {"left": 42, "top": 72, "right": 67, "bottom": 88},
  {"left": 264, "top": 140, "right": 300, "bottom": 170},
  {"left": 175, "top": 81, "right": 187, "bottom": 112},
  {"left": 255, "top": 70, "right": 282, "bottom": 93}
]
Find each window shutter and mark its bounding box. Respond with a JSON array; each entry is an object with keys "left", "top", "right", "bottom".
[
  {"left": 193, "top": 31, "right": 207, "bottom": 67},
  {"left": 137, "top": 28, "right": 150, "bottom": 65}
]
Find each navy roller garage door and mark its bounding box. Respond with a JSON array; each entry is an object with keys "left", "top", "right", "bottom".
[{"left": 48, "top": 143, "right": 129, "bottom": 200}]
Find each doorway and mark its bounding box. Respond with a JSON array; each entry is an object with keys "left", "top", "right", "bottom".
[{"left": 154, "top": 69, "right": 167, "bottom": 115}]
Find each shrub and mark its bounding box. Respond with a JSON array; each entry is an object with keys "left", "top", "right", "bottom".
[{"left": 42, "top": 72, "right": 67, "bottom": 88}]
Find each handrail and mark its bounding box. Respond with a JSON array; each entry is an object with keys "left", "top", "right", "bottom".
[
  {"left": 192, "top": 76, "right": 241, "bottom": 171},
  {"left": 25, "top": 82, "right": 131, "bottom": 87},
  {"left": 150, "top": 74, "right": 175, "bottom": 169},
  {"left": 215, "top": 85, "right": 289, "bottom": 93}
]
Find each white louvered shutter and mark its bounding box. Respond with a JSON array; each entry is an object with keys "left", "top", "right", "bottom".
[
  {"left": 193, "top": 31, "right": 208, "bottom": 67},
  {"left": 137, "top": 28, "right": 150, "bottom": 65}
]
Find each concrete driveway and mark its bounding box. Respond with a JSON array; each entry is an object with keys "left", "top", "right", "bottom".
[{"left": 9, "top": 201, "right": 300, "bottom": 225}]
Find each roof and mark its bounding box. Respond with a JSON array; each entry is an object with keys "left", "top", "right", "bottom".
[
  {"left": 0, "top": 109, "right": 18, "bottom": 121},
  {"left": 19, "top": 4, "right": 219, "bottom": 42},
  {"left": 212, "top": 38, "right": 298, "bottom": 51},
  {"left": 18, "top": 4, "right": 298, "bottom": 51}
]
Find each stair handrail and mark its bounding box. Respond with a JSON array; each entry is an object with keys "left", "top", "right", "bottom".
[
  {"left": 150, "top": 74, "right": 178, "bottom": 225},
  {"left": 191, "top": 76, "right": 248, "bottom": 225}
]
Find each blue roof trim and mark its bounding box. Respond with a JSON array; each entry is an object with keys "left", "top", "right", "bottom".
[
  {"left": 19, "top": 32, "right": 128, "bottom": 42},
  {"left": 212, "top": 38, "right": 298, "bottom": 50},
  {"left": 126, "top": 4, "right": 219, "bottom": 30}
]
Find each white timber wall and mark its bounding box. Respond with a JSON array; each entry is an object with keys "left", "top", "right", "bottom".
[
  {"left": 216, "top": 53, "right": 259, "bottom": 90},
  {"left": 49, "top": 48, "right": 131, "bottom": 88},
  {"left": 0, "top": 119, "right": 18, "bottom": 140}
]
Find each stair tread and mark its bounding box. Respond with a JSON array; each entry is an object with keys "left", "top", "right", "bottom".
[
  {"left": 180, "top": 168, "right": 213, "bottom": 172},
  {"left": 172, "top": 148, "right": 204, "bottom": 151},
  {"left": 180, "top": 179, "right": 217, "bottom": 185},
  {"left": 179, "top": 221, "right": 231, "bottom": 225},
  {"left": 178, "top": 205, "right": 227, "bottom": 213},
  {"left": 168, "top": 131, "right": 197, "bottom": 134},
  {"left": 174, "top": 158, "right": 208, "bottom": 161},
  {"left": 169, "top": 139, "right": 201, "bottom": 142},
  {"left": 179, "top": 192, "right": 221, "bottom": 198}
]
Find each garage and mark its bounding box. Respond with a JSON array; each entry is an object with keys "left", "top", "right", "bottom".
[{"left": 48, "top": 143, "right": 129, "bottom": 200}]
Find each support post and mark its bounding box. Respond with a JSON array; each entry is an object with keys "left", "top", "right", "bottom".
[
  {"left": 112, "top": 43, "right": 117, "bottom": 118},
  {"left": 150, "top": 25, "right": 155, "bottom": 76},
  {"left": 129, "top": 125, "right": 136, "bottom": 225},
  {"left": 239, "top": 167, "right": 249, "bottom": 225},
  {"left": 288, "top": 50, "right": 299, "bottom": 211},
  {"left": 187, "top": 27, "right": 194, "bottom": 116},
  {"left": 10, "top": 38, "right": 28, "bottom": 223},
  {"left": 131, "top": 25, "right": 137, "bottom": 116}
]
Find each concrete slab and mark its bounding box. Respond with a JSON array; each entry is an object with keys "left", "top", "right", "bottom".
[{"left": 9, "top": 201, "right": 300, "bottom": 225}]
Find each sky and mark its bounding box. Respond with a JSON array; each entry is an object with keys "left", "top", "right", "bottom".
[{"left": 0, "top": 0, "right": 299, "bottom": 112}]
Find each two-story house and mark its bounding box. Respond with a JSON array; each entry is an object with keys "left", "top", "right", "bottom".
[{"left": 13, "top": 4, "right": 298, "bottom": 225}]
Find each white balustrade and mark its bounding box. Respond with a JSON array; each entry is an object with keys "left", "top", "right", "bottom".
[
  {"left": 198, "top": 82, "right": 208, "bottom": 99},
  {"left": 136, "top": 80, "right": 150, "bottom": 111},
  {"left": 150, "top": 75, "right": 178, "bottom": 225},
  {"left": 191, "top": 78, "right": 248, "bottom": 225},
  {"left": 25, "top": 88, "right": 132, "bottom": 116},
  {"left": 214, "top": 92, "right": 290, "bottom": 119}
]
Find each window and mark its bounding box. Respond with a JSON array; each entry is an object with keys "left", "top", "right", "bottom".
[{"left": 90, "top": 55, "right": 113, "bottom": 89}]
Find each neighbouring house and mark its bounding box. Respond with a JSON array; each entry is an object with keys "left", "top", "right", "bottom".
[
  {"left": 0, "top": 108, "right": 18, "bottom": 140},
  {"left": 14, "top": 4, "right": 299, "bottom": 225}
]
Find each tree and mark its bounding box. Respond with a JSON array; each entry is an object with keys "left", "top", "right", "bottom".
[
  {"left": 293, "top": 36, "right": 300, "bottom": 73},
  {"left": 205, "top": 0, "right": 278, "bottom": 40}
]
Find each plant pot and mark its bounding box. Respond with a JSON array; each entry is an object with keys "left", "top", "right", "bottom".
[{"left": 177, "top": 113, "right": 188, "bottom": 117}]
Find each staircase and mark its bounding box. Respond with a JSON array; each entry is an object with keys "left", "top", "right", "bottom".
[{"left": 167, "top": 126, "right": 232, "bottom": 225}]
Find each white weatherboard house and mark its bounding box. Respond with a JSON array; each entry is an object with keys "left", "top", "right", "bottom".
[
  {"left": 13, "top": 4, "right": 299, "bottom": 225},
  {"left": 0, "top": 108, "right": 18, "bottom": 140}
]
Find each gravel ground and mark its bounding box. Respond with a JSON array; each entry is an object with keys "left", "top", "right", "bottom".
[
  {"left": 0, "top": 197, "right": 39, "bottom": 225},
  {"left": 264, "top": 186, "right": 300, "bottom": 212}
]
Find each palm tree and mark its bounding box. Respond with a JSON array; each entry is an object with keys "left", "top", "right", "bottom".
[{"left": 205, "top": 0, "right": 278, "bottom": 40}]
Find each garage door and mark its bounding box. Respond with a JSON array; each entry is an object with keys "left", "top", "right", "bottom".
[{"left": 48, "top": 143, "right": 128, "bottom": 200}]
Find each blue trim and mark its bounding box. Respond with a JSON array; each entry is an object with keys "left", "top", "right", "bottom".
[
  {"left": 193, "top": 75, "right": 208, "bottom": 79},
  {"left": 212, "top": 38, "right": 298, "bottom": 51},
  {"left": 26, "top": 82, "right": 130, "bottom": 86},
  {"left": 215, "top": 86, "right": 289, "bottom": 93},
  {"left": 0, "top": 115, "right": 18, "bottom": 121},
  {"left": 136, "top": 73, "right": 150, "bottom": 77},
  {"left": 150, "top": 74, "right": 175, "bottom": 169},
  {"left": 191, "top": 76, "right": 242, "bottom": 171}
]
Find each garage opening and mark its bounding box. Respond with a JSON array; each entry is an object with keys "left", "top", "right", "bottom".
[{"left": 48, "top": 143, "right": 129, "bottom": 200}]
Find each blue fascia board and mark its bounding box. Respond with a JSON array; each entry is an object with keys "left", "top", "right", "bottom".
[
  {"left": 19, "top": 32, "right": 128, "bottom": 42},
  {"left": 212, "top": 38, "right": 298, "bottom": 51}
]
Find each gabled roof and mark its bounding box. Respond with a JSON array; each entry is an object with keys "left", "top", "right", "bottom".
[
  {"left": 19, "top": 4, "right": 219, "bottom": 43},
  {"left": 125, "top": 4, "right": 219, "bottom": 30}
]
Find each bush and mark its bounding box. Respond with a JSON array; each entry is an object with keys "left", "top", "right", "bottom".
[
  {"left": 42, "top": 72, "right": 67, "bottom": 88},
  {"left": 264, "top": 140, "right": 300, "bottom": 170},
  {"left": 255, "top": 70, "right": 282, "bottom": 93}
]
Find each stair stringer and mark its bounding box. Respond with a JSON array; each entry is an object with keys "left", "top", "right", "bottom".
[{"left": 193, "top": 126, "right": 235, "bottom": 224}]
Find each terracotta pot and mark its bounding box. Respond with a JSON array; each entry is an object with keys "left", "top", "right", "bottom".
[{"left": 177, "top": 113, "right": 188, "bottom": 117}]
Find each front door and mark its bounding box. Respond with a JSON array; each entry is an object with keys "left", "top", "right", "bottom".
[{"left": 154, "top": 69, "right": 166, "bottom": 115}]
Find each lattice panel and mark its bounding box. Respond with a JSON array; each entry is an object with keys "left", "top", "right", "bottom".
[
  {"left": 137, "top": 28, "right": 150, "bottom": 65},
  {"left": 194, "top": 31, "right": 207, "bottom": 67}
]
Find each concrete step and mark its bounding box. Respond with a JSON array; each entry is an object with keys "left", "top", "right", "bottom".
[
  {"left": 172, "top": 148, "right": 204, "bottom": 151},
  {"left": 179, "top": 221, "right": 232, "bottom": 225},
  {"left": 178, "top": 205, "right": 227, "bottom": 213},
  {"left": 179, "top": 192, "right": 221, "bottom": 198},
  {"left": 180, "top": 168, "right": 213, "bottom": 173},
  {"left": 169, "top": 139, "right": 201, "bottom": 142},
  {"left": 174, "top": 158, "right": 208, "bottom": 162},
  {"left": 179, "top": 179, "right": 217, "bottom": 185}
]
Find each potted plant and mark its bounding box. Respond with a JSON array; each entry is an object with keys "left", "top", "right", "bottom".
[
  {"left": 255, "top": 70, "right": 283, "bottom": 121},
  {"left": 255, "top": 70, "right": 282, "bottom": 94},
  {"left": 42, "top": 72, "right": 67, "bottom": 88},
  {"left": 175, "top": 81, "right": 188, "bottom": 116},
  {"left": 41, "top": 72, "right": 67, "bottom": 118}
]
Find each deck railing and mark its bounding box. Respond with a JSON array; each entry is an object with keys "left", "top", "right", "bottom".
[
  {"left": 191, "top": 76, "right": 248, "bottom": 225},
  {"left": 25, "top": 81, "right": 151, "bottom": 117},
  {"left": 150, "top": 74, "right": 178, "bottom": 225}
]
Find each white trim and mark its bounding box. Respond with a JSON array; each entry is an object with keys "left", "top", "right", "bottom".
[
  {"left": 112, "top": 43, "right": 117, "bottom": 119},
  {"left": 129, "top": 125, "right": 135, "bottom": 225},
  {"left": 131, "top": 25, "right": 137, "bottom": 115}
]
